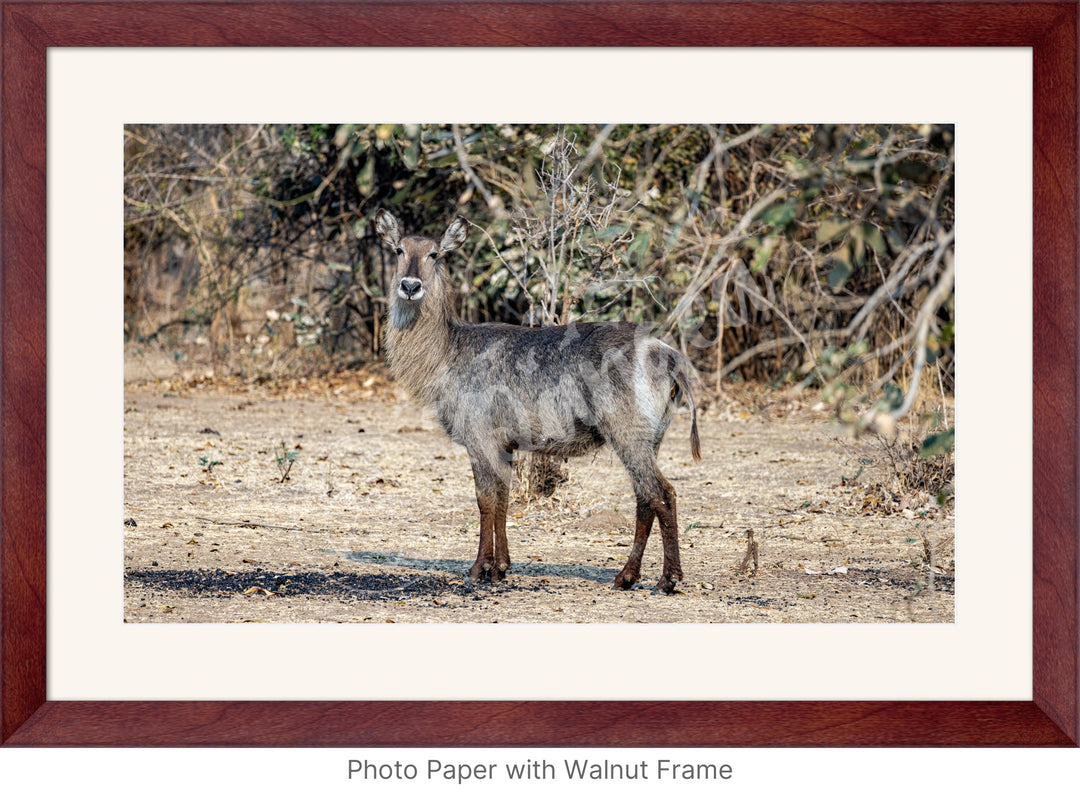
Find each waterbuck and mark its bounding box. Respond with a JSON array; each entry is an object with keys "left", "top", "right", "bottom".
[{"left": 376, "top": 210, "right": 702, "bottom": 594}]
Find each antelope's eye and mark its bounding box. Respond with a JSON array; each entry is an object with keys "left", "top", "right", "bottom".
[
  {"left": 395, "top": 247, "right": 404, "bottom": 256},
  {"left": 427, "top": 250, "right": 438, "bottom": 260}
]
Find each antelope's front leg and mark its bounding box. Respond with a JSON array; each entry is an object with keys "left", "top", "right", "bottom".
[
  {"left": 470, "top": 503, "right": 496, "bottom": 582},
  {"left": 468, "top": 452, "right": 512, "bottom": 582},
  {"left": 489, "top": 478, "right": 511, "bottom": 581}
]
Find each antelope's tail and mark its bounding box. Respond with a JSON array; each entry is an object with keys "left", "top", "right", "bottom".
[{"left": 674, "top": 365, "right": 702, "bottom": 462}]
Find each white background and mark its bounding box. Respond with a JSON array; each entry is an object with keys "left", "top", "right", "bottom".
[{"left": 5, "top": 47, "right": 1072, "bottom": 797}]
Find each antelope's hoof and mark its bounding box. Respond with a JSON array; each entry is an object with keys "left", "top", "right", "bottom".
[
  {"left": 657, "top": 575, "right": 679, "bottom": 595},
  {"left": 490, "top": 564, "right": 509, "bottom": 582},
  {"left": 613, "top": 569, "right": 639, "bottom": 590},
  {"left": 468, "top": 562, "right": 489, "bottom": 582}
]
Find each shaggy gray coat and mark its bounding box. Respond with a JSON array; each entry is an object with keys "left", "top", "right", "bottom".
[{"left": 377, "top": 210, "right": 701, "bottom": 593}]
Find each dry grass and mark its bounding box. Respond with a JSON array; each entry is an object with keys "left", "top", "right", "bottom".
[{"left": 122, "top": 360, "right": 954, "bottom": 624}]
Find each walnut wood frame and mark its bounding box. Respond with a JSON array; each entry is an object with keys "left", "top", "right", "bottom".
[{"left": 1, "top": 1, "right": 1076, "bottom": 747}]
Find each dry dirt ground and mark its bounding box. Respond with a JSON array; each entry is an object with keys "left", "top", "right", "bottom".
[{"left": 123, "top": 362, "right": 954, "bottom": 624}]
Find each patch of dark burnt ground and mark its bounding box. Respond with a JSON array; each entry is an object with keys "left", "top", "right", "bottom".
[
  {"left": 125, "top": 567, "right": 556, "bottom": 602},
  {"left": 845, "top": 566, "right": 955, "bottom": 594},
  {"left": 723, "top": 594, "right": 792, "bottom": 609}
]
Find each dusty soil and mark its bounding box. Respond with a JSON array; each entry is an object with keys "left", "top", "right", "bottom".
[{"left": 123, "top": 362, "right": 954, "bottom": 624}]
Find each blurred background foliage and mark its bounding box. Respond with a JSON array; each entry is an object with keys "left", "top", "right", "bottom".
[{"left": 124, "top": 123, "right": 954, "bottom": 426}]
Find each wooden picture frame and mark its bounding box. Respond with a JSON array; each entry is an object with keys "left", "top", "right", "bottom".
[{"left": 2, "top": 1, "right": 1076, "bottom": 747}]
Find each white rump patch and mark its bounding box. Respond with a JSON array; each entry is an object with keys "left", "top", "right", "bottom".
[{"left": 634, "top": 339, "right": 663, "bottom": 429}]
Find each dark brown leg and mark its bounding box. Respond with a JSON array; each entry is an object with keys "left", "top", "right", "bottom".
[
  {"left": 470, "top": 500, "right": 496, "bottom": 581},
  {"left": 490, "top": 478, "right": 511, "bottom": 581},
  {"left": 614, "top": 496, "right": 654, "bottom": 589},
  {"left": 653, "top": 476, "right": 683, "bottom": 594},
  {"left": 611, "top": 442, "right": 683, "bottom": 594},
  {"left": 468, "top": 451, "right": 512, "bottom": 582}
]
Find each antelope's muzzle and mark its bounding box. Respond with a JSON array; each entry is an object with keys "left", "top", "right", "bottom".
[{"left": 398, "top": 277, "right": 424, "bottom": 301}]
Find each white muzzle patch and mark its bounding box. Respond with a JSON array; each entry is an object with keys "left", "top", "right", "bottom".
[{"left": 398, "top": 277, "right": 424, "bottom": 301}]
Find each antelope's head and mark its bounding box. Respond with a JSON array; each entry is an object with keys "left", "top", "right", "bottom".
[{"left": 376, "top": 210, "right": 468, "bottom": 310}]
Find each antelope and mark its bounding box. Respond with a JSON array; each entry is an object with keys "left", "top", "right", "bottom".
[{"left": 376, "top": 210, "right": 701, "bottom": 593}]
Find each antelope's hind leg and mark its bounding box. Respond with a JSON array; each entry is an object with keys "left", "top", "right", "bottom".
[
  {"left": 652, "top": 476, "right": 683, "bottom": 594},
  {"left": 614, "top": 497, "right": 655, "bottom": 590},
  {"left": 611, "top": 443, "right": 683, "bottom": 594}
]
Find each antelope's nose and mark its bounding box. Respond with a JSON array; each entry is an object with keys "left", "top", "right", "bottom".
[{"left": 398, "top": 277, "right": 424, "bottom": 300}]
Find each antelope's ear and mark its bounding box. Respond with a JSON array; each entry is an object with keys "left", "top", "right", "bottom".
[
  {"left": 439, "top": 216, "right": 468, "bottom": 254},
  {"left": 374, "top": 209, "right": 401, "bottom": 249}
]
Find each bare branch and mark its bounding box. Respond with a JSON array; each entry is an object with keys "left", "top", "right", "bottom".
[
  {"left": 451, "top": 124, "right": 498, "bottom": 211},
  {"left": 864, "top": 246, "right": 955, "bottom": 434}
]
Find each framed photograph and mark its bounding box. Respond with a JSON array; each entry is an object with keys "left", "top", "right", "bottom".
[{"left": 2, "top": 1, "right": 1076, "bottom": 747}]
